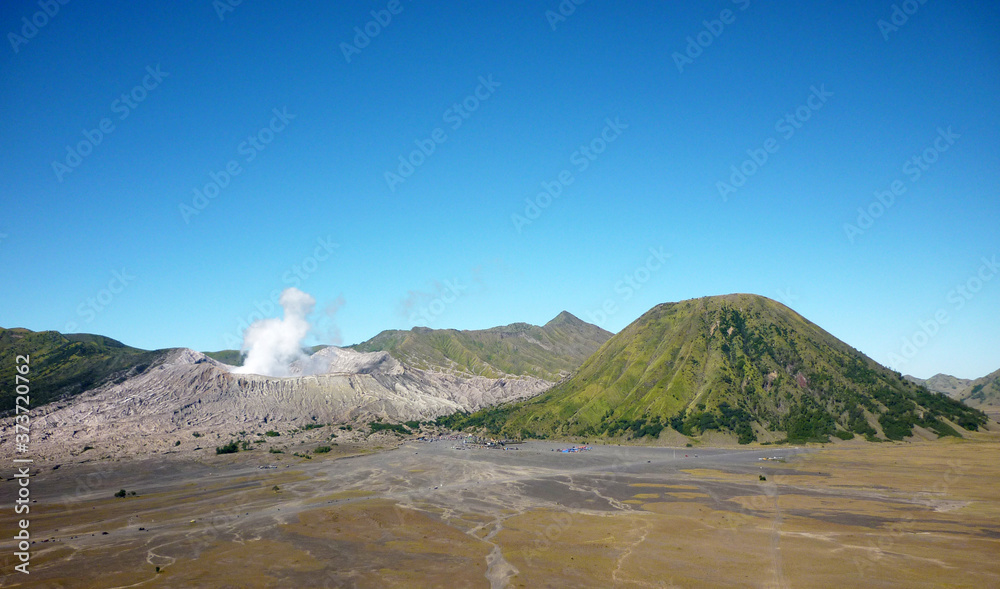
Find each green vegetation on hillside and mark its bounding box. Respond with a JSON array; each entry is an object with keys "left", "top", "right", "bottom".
[
  {"left": 203, "top": 349, "right": 243, "bottom": 366},
  {"left": 368, "top": 421, "right": 410, "bottom": 435},
  {"left": 0, "top": 327, "right": 169, "bottom": 413},
  {"left": 350, "top": 311, "right": 611, "bottom": 380},
  {"left": 440, "top": 295, "right": 987, "bottom": 444},
  {"left": 216, "top": 441, "right": 240, "bottom": 454}
]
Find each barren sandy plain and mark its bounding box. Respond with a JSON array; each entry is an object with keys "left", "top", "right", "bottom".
[{"left": 3, "top": 426, "right": 1000, "bottom": 588}]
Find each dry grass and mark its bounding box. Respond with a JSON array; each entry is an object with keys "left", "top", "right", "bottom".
[
  {"left": 5, "top": 432, "right": 999, "bottom": 588},
  {"left": 494, "top": 434, "right": 1000, "bottom": 587}
]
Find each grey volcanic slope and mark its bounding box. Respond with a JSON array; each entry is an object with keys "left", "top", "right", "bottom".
[
  {"left": 0, "top": 313, "right": 609, "bottom": 461},
  {"left": 1, "top": 347, "right": 549, "bottom": 461},
  {"left": 350, "top": 311, "right": 612, "bottom": 381}
]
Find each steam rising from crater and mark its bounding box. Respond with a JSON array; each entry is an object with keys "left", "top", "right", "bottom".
[{"left": 232, "top": 287, "right": 315, "bottom": 377}]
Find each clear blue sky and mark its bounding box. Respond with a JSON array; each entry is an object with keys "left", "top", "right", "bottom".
[{"left": 1, "top": 0, "right": 998, "bottom": 379}]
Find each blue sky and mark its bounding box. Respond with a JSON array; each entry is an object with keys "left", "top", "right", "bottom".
[{"left": 1, "top": 0, "right": 997, "bottom": 379}]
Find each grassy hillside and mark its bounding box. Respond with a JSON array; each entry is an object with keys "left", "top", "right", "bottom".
[
  {"left": 0, "top": 327, "right": 168, "bottom": 413},
  {"left": 959, "top": 368, "right": 1000, "bottom": 407},
  {"left": 203, "top": 349, "right": 243, "bottom": 366},
  {"left": 350, "top": 311, "right": 612, "bottom": 381},
  {"left": 442, "top": 295, "right": 987, "bottom": 444}
]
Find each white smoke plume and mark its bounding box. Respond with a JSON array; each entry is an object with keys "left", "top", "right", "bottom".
[{"left": 233, "top": 287, "right": 315, "bottom": 377}]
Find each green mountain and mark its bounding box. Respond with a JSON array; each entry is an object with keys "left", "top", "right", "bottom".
[
  {"left": 0, "top": 327, "right": 169, "bottom": 413},
  {"left": 959, "top": 368, "right": 1000, "bottom": 407},
  {"left": 904, "top": 373, "right": 971, "bottom": 398},
  {"left": 450, "top": 295, "right": 987, "bottom": 443},
  {"left": 350, "top": 311, "right": 612, "bottom": 381},
  {"left": 203, "top": 349, "right": 244, "bottom": 366}
]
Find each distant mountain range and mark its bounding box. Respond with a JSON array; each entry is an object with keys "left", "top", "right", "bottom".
[
  {"left": 447, "top": 294, "right": 989, "bottom": 443},
  {"left": 1, "top": 312, "right": 610, "bottom": 415},
  {"left": 1, "top": 296, "right": 993, "bottom": 459},
  {"left": 0, "top": 313, "right": 609, "bottom": 460},
  {"left": 349, "top": 311, "right": 612, "bottom": 381},
  {"left": 908, "top": 369, "right": 1000, "bottom": 408},
  {"left": 0, "top": 327, "right": 169, "bottom": 412},
  {"left": 904, "top": 373, "right": 972, "bottom": 397}
]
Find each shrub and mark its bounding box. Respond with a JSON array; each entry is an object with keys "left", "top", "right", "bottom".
[
  {"left": 849, "top": 411, "right": 877, "bottom": 437},
  {"left": 878, "top": 412, "right": 914, "bottom": 441},
  {"left": 369, "top": 422, "right": 409, "bottom": 435},
  {"left": 313, "top": 446, "right": 332, "bottom": 454},
  {"left": 114, "top": 489, "right": 127, "bottom": 498},
  {"left": 265, "top": 430, "right": 281, "bottom": 437},
  {"left": 718, "top": 402, "right": 757, "bottom": 444},
  {"left": 216, "top": 441, "right": 239, "bottom": 454},
  {"left": 435, "top": 406, "right": 511, "bottom": 434},
  {"left": 784, "top": 402, "right": 836, "bottom": 443}
]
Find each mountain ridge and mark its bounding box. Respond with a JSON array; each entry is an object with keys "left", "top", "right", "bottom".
[
  {"left": 349, "top": 311, "right": 612, "bottom": 381},
  {"left": 1, "top": 345, "right": 551, "bottom": 461},
  {"left": 904, "top": 373, "right": 972, "bottom": 398},
  {"left": 2, "top": 311, "right": 608, "bottom": 416},
  {"left": 0, "top": 326, "right": 171, "bottom": 412},
  {"left": 0, "top": 312, "right": 610, "bottom": 461},
  {"left": 3, "top": 300, "right": 990, "bottom": 457},
  {"left": 446, "top": 294, "right": 987, "bottom": 443}
]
